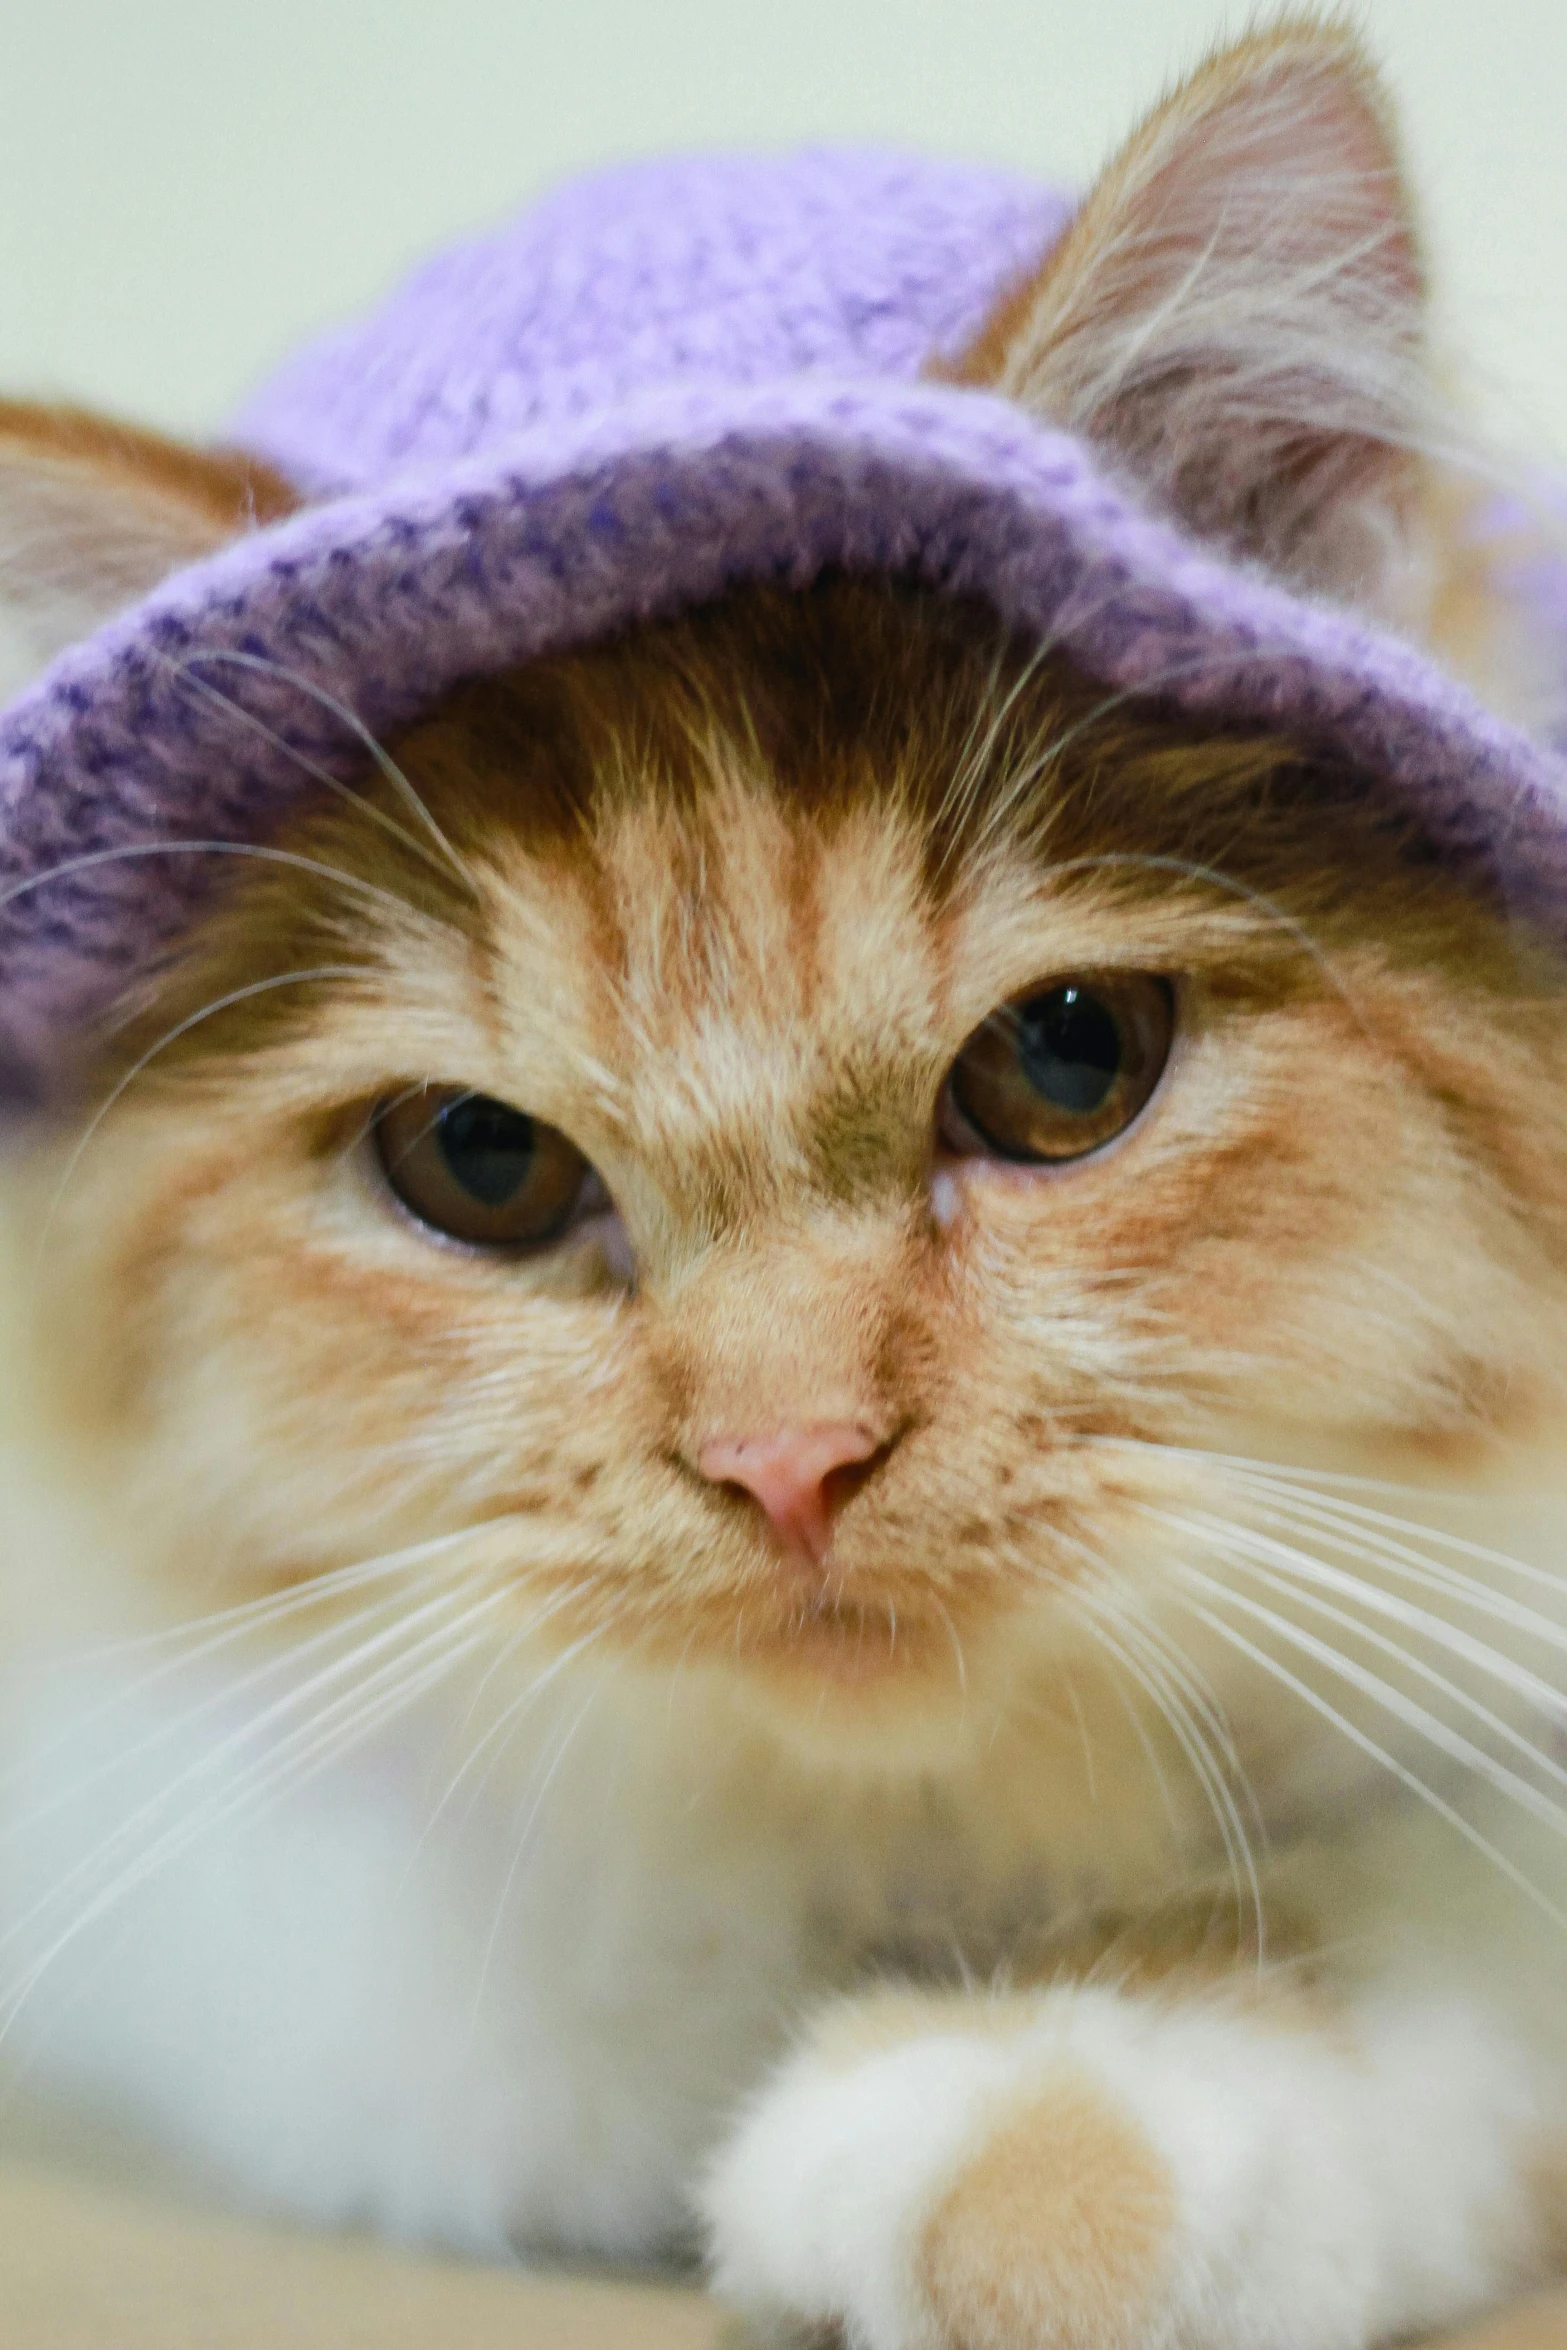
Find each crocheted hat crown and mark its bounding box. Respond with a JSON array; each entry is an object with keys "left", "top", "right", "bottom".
[{"left": 236, "top": 153, "right": 1068, "bottom": 490}]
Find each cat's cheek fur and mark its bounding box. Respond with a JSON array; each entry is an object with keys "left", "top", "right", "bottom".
[{"left": 702, "top": 1987, "right": 1549, "bottom": 2350}]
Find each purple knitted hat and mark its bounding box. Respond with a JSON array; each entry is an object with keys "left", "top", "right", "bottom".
[{"left": 4, "top": 148, "right": 1567, "bottom": 1095}]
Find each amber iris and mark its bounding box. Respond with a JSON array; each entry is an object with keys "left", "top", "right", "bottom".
[
  {"left": 374, "top": 1087, "right": 593, "bottom": 1246},
  {"left": 944, "top": 975, "right": 1174, "bottom": 1163}
]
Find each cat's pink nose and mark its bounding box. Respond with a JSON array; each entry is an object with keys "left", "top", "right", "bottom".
[{"left": 697, "top": 1422, "right": 886, "bottom": 1566}]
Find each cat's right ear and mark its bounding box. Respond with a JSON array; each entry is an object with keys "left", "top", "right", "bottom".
[
  {"left": 0, "top": 402, "right": 296, "bottom": 703},
  {"left": 941, "top": 23, "right": 1431, "bottom": 618}
]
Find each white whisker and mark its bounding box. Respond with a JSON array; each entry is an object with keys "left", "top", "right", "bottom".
[
  {"left": 407, "top": 1587, "right": 602, "bottom": 1865},
  {"left": 0, "top": 837, "right": 420, "bottom": 925},
  {"left": 0, "top": 1590, "right": 511, "bottom": 2041},
  {"left": 1175, "top": 1587, "right": 1567, "bottom": 1932},
  {"left": 1177, "top": 1562, "right": 1567, "bottom": 1848},
  {"left": 1062, "top": 1569, "right": 1265, "bottom": 1949},
  {"left": 6, "top": 1527, "right": 497, "bottom": 1814},
  {"left": 1156, "top": 1508, "right": 1567, "bottom": 1808},
  {"left": 470, "top": 1640, "right": 612, "bottom": 2019},
  {"left": 47, "top": 962, "right": 364, "bottom": 1227},
  {"left": 176, "top": 652, "right": 480, "bottom": 899},
  {"left": 1168, "top": 1502, "right": 1567, "bottom": 1719},
  {"left": 0, "top": 1581, "right": 508, "bottom": 1971}
]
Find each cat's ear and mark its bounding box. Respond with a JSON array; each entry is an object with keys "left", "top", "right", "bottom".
[
  {"left": 0, "top": 402, "right": 297, "bottom": 702},
  {"left": 945, "top": 24, "right": 1431, "bottom": 613}
]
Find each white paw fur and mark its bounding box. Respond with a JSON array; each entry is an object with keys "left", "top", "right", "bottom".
[{"left": 702, "top": 1985, "right": 1547, "bottom": 2350}]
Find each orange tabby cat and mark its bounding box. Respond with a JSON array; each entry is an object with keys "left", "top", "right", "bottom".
[{"left": 3, "top": 24, "right": 1567, "bottom": 2348}]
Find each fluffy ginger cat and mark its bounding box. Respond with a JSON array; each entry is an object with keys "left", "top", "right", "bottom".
[{"left": 4, "top": 21, "right": 1567, "bottom": 2349}]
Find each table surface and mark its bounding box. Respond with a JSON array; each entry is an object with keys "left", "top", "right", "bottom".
[{"left": 2, "top": 2161, "right": 1565, "bottom": 2350}]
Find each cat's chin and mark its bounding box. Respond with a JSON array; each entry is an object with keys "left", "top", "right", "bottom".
[
  {"left": 739, "top": 1669, "right": 984, "bottom": 1774},
  {"left": 699, "top": 1607, "right": 1031, "bottom": 1776},
  {"left": 768, "top": 1602, "right": 917, "bottom": 1687}
]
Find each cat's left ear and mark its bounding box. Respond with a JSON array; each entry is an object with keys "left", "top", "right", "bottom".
[
  {"left": 0, "top": 402, "right": 296, "bottom": 704},
  {"left": 945, "top": 23, "right": 1431, "bottom": 615}
]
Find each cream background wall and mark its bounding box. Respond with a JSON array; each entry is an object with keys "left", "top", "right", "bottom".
[{"left": 3, "top": 0, "right": 1564, "bottom": 458}]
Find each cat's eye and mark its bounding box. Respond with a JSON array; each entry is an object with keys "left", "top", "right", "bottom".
[
  {"left": 940, "top": 975, "right": 1174, "bottom": 1164},
  {"left": 373, "top": 1087, "right": 598, "bottom": 1247}
]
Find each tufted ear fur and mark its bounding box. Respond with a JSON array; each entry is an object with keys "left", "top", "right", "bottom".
[
  {"left": 0, "top": 403, "right": 296, "bottom": 705},
  {"left": 944, "top": 23, "right": 1434, "bottom": 618}
]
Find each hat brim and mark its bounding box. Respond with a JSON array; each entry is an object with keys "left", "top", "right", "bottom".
[{"left": 3, "top": 376, "right": 1565, "bottom": 1093}]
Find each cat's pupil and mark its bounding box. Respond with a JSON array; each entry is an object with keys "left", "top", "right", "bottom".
[
  {"left": 1015, "top": 986, "right": 1121, "bottom": 1114},
  {"left": 437, "top": 1096, "right": 536, "bottom": 1207}
]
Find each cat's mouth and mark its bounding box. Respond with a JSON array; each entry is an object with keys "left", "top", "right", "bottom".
[
  {"left": 780, "top": 1595, "right": 907, "bottom": 1683},
  {"left": 729, "top": 1572, "right": 990, "bottom": 1700}
]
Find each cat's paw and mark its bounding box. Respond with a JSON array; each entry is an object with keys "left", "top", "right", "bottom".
[
  {"left": 700, "top": 1982, "right": 1511, "bottom": 2350},
  {"left": 702, "top": 1991, "right": 1182, "bottom": 2350}
]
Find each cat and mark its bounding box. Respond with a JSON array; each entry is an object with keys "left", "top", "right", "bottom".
[{"left": 3, "top": 19, "right": 1567, "bottom": 2348}]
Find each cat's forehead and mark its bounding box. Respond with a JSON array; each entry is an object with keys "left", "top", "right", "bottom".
[
  {"left": 575, "top": 783, "right": 940, "bottom": 1032},
  {"left": 467, "top": 778, "right": 948, "bottom": 1170},
  {"left": 469, "top": 765, "right": 1149, "bottom": 1080}
]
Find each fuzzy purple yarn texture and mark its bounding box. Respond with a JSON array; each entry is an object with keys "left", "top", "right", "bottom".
[{"left": 3, "top": 149, "right": 1566, "bottom": 1094}]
